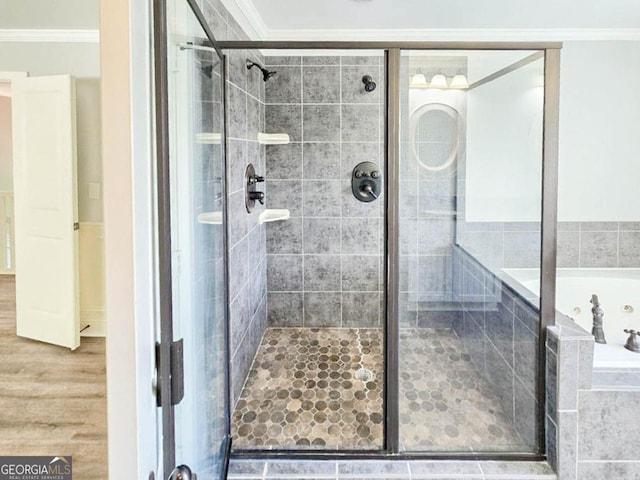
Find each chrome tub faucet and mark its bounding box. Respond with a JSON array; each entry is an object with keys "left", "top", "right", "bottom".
[
  {"left": 623, "top": 330, "right": 640, "bottom": 353},
  {"left": 590, "top": 294, "right": 607, "bottom": 344}
]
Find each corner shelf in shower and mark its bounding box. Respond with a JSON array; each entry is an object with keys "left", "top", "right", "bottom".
[
  {"left": 197, "top": 211, "right": 223, "bottom": 224},
  {"left": 423, "top": 210, "right": 457, "bottom": 217},
  {"left": 257, "top": 133, "right": 290, "bottom": 145},
  {"left": 259, "top": 209, "right": 290, "bottom": 224},
  {"left": 196, "top": 132, "right": 222, "bottom": 144}
]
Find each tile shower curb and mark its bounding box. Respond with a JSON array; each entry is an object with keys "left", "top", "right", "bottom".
[{"left": 228, "top": 459, "right": 556, "bottom": 479}]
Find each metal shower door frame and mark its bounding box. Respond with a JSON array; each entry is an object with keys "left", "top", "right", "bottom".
[
  {"left": 160, "top": 35, "right": 561, "bottom": 462},
  {"left": 153, "top": 0, "right": 231, "bottom": 477}
]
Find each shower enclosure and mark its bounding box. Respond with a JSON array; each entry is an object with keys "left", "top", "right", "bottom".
[{"left": 153, "top": 0, "right": 560, "bottom": 477}]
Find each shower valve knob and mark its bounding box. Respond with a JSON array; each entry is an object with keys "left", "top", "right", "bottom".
[
  {"left": 249, "top": 191, "right": 265, "bottom": 205},
  {"left": 355, "top": 170, "right": 365, "bottom": 178},
  {"left": 371, "top": 171, "right": 379, "bottom": 179},
  {"left": 255, "top": 175, "right": 265, "bottom": 183}
]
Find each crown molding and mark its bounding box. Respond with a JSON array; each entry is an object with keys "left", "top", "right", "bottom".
[
  {"left": 0, "top": 29, "right": 99, "bottom": 43},
  {"left": 220, "top": 0, "right": 267, "bottom": 39},
  {"left": 264, "top": 28, "right": 640, "bottom": 42},
  {"left": 188, "top": 1, "right": 640, "bottom": 43}
]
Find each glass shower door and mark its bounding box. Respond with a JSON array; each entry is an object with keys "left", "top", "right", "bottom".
[
  {"left": 161, "top": 0, "right": 229, "bottom": 477},
  {"left": 397, "top": 50, "right": 545, "bottom": 453}
]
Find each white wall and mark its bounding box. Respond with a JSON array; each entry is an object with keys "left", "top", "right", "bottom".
[
  {"left": 0, "top": 0, "right": 99, "bottom": 29},
  {"left": 465, "top": 59, "right": 544, "bottom": 222},
  {"left": 101, "top": 0, "right": 161, "bottom": 476},
  {"left": 0, "top": 96, "right": 11, "bottom": 191},
  {"left": 464, "top": 42, "right": 640, "bottom": 223},
  {"left": 558, "top": 41, "right": 640, "bottom": 222},
  {"left": 0, "top": 42, "right": 103, "bottom": 222}
]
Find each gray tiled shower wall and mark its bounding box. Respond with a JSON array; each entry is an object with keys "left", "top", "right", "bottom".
[
  {"left": 201, "top": 0, "right": 268, "bottom": 404},
  {"left": 452, "top": 246, "right": 540, "bottom": 448},
  {"left": 458, "top": 221, "right": 640, "bottom": 270},
  {"left": 263, "top": 55, "right": 385, "bottom": 328}
]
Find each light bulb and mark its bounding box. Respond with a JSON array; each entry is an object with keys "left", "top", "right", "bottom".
[
  {"left": 429, "top": 73, "right": 448, "bottom": 89},
  {"left": 410, "top": 73, "right": 428, "bottom": 88},
  {"left": 450, "top": 74, "right": 469, "bottom": 89}
]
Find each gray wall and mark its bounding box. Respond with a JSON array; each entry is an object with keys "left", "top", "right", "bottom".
[
  {"left": 263, "top": 55, "right": 384, "bottom": 328},
  {"left": 201, "top": 0, "right": 268, "bottom": 404}
]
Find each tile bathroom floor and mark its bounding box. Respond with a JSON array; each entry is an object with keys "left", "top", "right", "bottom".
[{"left": 232, "top": 327, "right": 523, "bottom": 451}]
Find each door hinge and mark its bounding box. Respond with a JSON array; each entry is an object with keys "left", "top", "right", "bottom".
[
  {"left": 73, "top": 222, "right": 79, "bottom": 231},
  {"left": 155, "top": 339, "right": 185, "bottom": 407}
]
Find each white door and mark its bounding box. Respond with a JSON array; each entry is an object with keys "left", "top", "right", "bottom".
[{"left": 12, "top": 75, "right": 80, "bottom": 349}]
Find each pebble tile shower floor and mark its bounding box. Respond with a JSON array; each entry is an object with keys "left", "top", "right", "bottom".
[
  {"left": 232, "top": 328, "right": 384, "bottom": 449},
  {"left": 231, "top": 327, "right": 523, "bottom": 450}
]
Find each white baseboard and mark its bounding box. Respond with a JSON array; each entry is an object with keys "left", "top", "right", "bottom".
[
  {"left": 79, "top": 223, "right": 105, "bottom": 338},
  {"left": 81, "top": 307, "right": 106, "bottom": 337}
]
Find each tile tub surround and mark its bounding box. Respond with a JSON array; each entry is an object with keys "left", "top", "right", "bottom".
[
  {"left": 202, "top": 0, "right": 268, "bottom": 405},
  {"left": 546, "top": 314, "right": 640, "bottom": 480},
  {"left": 452, "top": 246, "right": 540, "bottom": 449},
  {"left": 228, "top": 459, "right": 556, "bottom": 479},
  {"left": 457, "top": 221, "right": 640, "bottom": 271},
  {"left": 263, "top": 55, "right": 384, "bottom": 328}
]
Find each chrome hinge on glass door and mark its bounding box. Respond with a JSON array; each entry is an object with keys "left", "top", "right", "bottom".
[
  {"left": 168, "top": 464, "right": 194, "bottom": 480},
  {"left": 154, "top": 339, "right": 185, "bottom": 407}
]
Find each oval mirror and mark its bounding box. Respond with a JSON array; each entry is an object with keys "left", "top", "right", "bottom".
[{"left": 409, "top": 103, "right": 462, "bottom": 172}]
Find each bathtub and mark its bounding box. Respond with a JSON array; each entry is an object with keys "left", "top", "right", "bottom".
[{"left": 503, "top": 268, "right": 640, "bottom": 369}]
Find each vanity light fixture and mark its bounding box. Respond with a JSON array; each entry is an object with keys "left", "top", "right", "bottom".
[
  {"left": 410, "top": 73, "right": 428, "bottom": 88},
  {"left": 450, "top": 73, "right": 469, "bottom": 89},
  {"left": 409, "top": 72, "right": 469, "bottom": 90},
  {"left": 429, "top": 73, "right": 448, "bottom": 89}
]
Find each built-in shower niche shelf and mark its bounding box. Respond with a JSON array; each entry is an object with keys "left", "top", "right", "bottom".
[
  {"left": 259, "top": 209, "right": 290, "bottom": 224},
  {"left": 257, "top": 133, "right": 289, "bottom": 145},
  {"left": 196, "top": 132, "right": 222, "bottom": 144},
  {"left": 197, "top": 211, "right": 222, "bottom": 225}
]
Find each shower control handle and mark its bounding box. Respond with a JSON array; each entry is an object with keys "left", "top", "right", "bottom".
[
  {"left": 245, "top": 163, "right": 266, "bottom": 212},
  {"left": 361, "top": 183, "right": 378, "bottom": 200},
  {"left": 248, "top": 175, "right": 265, "bottom": 185},
  {"left": 249, "top": 191, "right": 265, "bottom": 205},
  {"left": 351, "top": 161, "right": 382, "bottom": 203}
]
